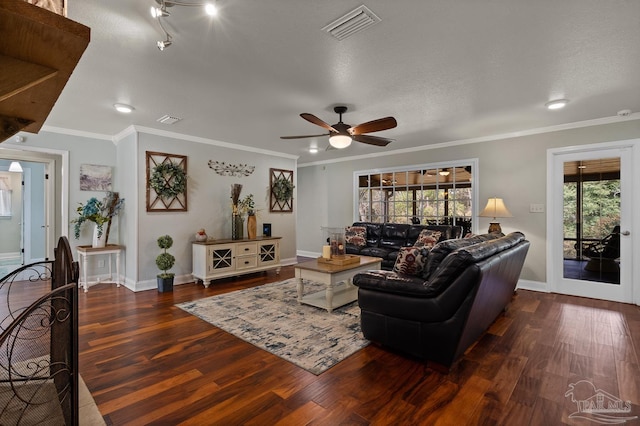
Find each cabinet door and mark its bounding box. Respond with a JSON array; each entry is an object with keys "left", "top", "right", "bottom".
[
  {"left": 259, "top": 241, "right": 279, "bottom": 266},
  {"left": 207, "top": 244, "right": 235, "bottom": 274}
]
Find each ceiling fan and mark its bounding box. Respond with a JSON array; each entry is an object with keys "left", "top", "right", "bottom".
[{"left": 281, "top": 106, "right": 397, "bottom": 149}]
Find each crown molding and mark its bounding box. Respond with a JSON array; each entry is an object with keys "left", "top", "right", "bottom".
[
  {"left": 40, "top": 125, "right": 113, "bottom": 141},
  {"left": 298, "top": 113, "right": 640, "bottom": 168},
  {"left": 131, "top": 125, "right": 299, "bottom": 160}
]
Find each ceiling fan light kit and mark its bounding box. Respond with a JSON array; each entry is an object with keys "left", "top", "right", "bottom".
[
  {"left": 281, "top": 105, "right": 396, "bottom": 150},
  {"left": 329, "top": 134, "right": 352, "bottom": 149}
]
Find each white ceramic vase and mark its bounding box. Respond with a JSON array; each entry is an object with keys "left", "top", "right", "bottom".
[{"left": 92, "top": 224, "right": 106, "bottom": 248}]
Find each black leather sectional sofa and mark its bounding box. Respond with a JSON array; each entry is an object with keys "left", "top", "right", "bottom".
[
  {"left": 345, "top": 222, "right": 463, "bottom": 270},
  {"left": 353, "top": 232, "right": 530, "bottom": 369}
]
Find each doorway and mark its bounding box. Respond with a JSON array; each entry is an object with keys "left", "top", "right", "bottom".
[
  {"left": 0, "top": 156, "right": 53, "bottom": 278},
  {"left": 548, "top": 143, "right": 634, "bottom": 303}
]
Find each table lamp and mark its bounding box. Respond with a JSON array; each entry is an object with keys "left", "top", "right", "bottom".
[{"left": 478, "top": 197, "right": 512, "bottom": 233}]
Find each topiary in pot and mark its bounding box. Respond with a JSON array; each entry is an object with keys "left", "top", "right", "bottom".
[{"left": 156, "top": 235, "right": 175, "bottom": 292}]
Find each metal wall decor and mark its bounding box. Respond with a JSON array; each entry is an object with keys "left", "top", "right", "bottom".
[
  {"left": 208, "top": 160, "right": 255, "bottom": 177},
  {"left": 269, "top": 168, "right": 294, "bottom": 213},
  {"left": 146, "top": 151, "right": 188, "bottom": 212}
]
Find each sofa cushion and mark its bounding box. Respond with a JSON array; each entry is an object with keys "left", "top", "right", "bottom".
[
  {"left": 421, "top": 249, "right": 475, "bottom": 296},
  {"left": 422, "top": 233, "right": 502, "bottom": 280},
  {"left": 379, "top": 223, "right": 410, "bottom": 250},
  {"left": 360, "top": 246, "right": 394, "bottom": 259},
  {"left": 461, "top": 232, "right": 525, "bottom": 262},
  {"left": 393, "top": 247, "right": 429, "bottom": 275},
  {"left": 345, "top": 226, "right": 367, "bottom": 248},
  {"left": 353, "top": 270, "right": 430, "bottom": 297},
  {"left": 414, "top": 229, "right": 441, "bottom": 249},
  {"left": 353, "top": 222, "right": 382, "bottom": 247}
]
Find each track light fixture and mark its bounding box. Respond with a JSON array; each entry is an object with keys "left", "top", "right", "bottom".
[
  {"left": 151, "top": 0, "right": 219, "bottom": 51},
  {"left": 157, "top": 39, "right": 172, "bottom": 51}
]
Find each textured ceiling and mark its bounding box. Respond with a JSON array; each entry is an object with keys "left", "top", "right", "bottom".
[{"left": 44, "top": 0, "right": 640, "bottom": 163}]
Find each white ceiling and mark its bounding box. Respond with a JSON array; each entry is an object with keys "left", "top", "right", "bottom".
[{"left": 46, "top": 0, "right": 640, "bottom": 164}]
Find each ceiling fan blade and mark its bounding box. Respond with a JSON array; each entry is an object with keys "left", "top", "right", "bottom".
[
  {"left": 280, "top": 133, "right": 330, "bottom": 140},
  {"left": 349, "top": 117, "right": 397, "bottom": 135},
  {"left": 352, "top": 134, "right": 393, "bottom": 147},
  {"left": 300, "top": 113, "right": 338, "bottom": 132}
]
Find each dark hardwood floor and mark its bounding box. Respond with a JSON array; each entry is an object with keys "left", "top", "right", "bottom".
[{"left": 78, "top": 263, "right": 640, "bottom": 425}]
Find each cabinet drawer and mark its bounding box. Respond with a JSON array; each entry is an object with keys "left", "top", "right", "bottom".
[
  {"left": 236, "top": 242, "right": 257, "bottom": 256},
  {"left": 236, "top": 255, "right": 257, "bottom": 270}
]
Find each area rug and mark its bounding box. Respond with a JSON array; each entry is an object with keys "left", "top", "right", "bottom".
[{"left": 176, "top": 279, "right": 369, "bottom": 375}]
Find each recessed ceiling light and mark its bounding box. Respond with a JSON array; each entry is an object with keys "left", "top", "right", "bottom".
[
  {"left": 545, "top": 99, "right": 569, "bottom": 110},
  {"left": 309, "top": 147, "right": 318, "bottom": 154},
  {"left": 114, "top": 103, "right": 134, "bottom": 113}
]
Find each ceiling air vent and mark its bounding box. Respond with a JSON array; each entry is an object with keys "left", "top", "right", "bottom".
[
  {"left": 157, "top": 114, "right": 182, "bottom": 125},
  {"left": 322, "top": 5, "right": 381, "bottom": 41}
]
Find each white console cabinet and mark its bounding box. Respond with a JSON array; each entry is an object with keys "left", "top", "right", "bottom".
[{"left": 192, "top": 237, "right": 281, "bottom": 287}]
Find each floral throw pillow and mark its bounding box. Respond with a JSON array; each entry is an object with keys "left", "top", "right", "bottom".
[
  {"left": 393, "top": 246, "right": 429, "bottom": 275},
  {"left": 345, "top": 226, "right": 367, "bottom": 247},
  {"left": 414, "top": 229, "right": 442, "bottom": 249}
]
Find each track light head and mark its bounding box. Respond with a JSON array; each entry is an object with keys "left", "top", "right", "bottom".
[
  {"left": 204, "top": 2, "right": 218, "bottom": 16},
  {"left": 157, "top": 39, "right": 172, "bottom": 51},
  {"left": 151, "top": 5, "right": 170, "bottom": 18}
]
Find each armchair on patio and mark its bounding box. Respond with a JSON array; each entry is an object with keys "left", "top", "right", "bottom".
[{"left": 581, "top": 225, "right": 620, "bottom": 272}]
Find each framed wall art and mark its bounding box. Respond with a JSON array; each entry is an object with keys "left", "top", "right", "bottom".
[
  {"left": 269, "top": 168, "right": 294, "bottom": 213},
  {"left": 146, "top": 151, "right": 188, "bottom": 212},
  {"left": 80, "top": 164, "right": 112, "bottom": 191}
]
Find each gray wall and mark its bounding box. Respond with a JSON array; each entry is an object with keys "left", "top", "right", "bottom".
[
  {"left": 296, "top": 119, "right": 640, "bottom": 284},
  {"left": 3, "top": 127, "right": 296, "bottom": 290},
  {"left": 135, "top": 131, "right": 297, "bottom": 288}
]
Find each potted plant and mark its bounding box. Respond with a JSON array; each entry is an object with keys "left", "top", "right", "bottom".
[
  {"left": 71, "top": 192, "right": 124, "bottom": 247},
  {"left": 156, "top": 235, "right": 175, "bottom": 292}
]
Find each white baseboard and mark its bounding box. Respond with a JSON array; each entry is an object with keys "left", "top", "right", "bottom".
[
  {"left": 297, "top": 250, "right": 320, "bottom": 259},
  {"left": 127, "top": 273, "right": 193, "bottom": 292},
  {"left": 280, "top": 256, "right": 298, "bottom": 266},
  {"left": 0, "top": 252, "right": 21, "bottom": 261},
  {"left": 516, "top": 279, "right": 549, "bottom": 293}
]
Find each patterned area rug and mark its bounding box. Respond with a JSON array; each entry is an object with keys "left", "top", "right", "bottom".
[{"left": 176, "top": 279, "right": 369, "bottom": 375}]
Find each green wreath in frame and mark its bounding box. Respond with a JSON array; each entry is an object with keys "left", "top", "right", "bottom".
[
  {"left": 150, "top": 162, "right": 187, "bottom": 199},
  {"left": 272, "top": 176, "right": 294, "bottom": 202}
]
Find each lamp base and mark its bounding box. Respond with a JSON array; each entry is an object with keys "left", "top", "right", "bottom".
[{"left": 487, "top": 222, "right": 502, "bottom": 233}]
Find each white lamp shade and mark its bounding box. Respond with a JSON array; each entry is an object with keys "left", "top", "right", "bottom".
[
  {"left": 478, "top": 198, "right": 512, "bottom": 219},
  {"left": 329, "top": 134, "right": 352, "bottom": 149},
  {"left": 8, "top": 161, "right": 23, "bottom": 173}
]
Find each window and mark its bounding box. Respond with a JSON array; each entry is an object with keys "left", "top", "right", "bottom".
[{"left": 355, "top": 160, "right": 477, "bottom": 234}]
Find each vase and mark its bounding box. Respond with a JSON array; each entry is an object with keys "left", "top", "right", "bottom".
[
  {"left": 92, "top": 225, "right": 106, "bottom": 248},
  {"left": 232, "top": 214, "right": 244, "bottom": 240},
  {"left": 247, "top": 215, "right": 257, "bottom": 239}
]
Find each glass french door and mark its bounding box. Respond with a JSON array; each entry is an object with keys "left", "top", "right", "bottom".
[{"left": 550, "top": 146, "right": 632, "bottom": 302}]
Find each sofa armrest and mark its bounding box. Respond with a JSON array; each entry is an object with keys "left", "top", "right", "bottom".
[{"left": 353, "top": 270, "right": 435, "bottom": 297}]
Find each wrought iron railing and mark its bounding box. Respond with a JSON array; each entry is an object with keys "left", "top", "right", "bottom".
[{"left": 0, "top": 237, "right": 79, "bottom": 425}]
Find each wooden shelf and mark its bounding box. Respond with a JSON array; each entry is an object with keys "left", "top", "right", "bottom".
[{"left": 0, "top": 0, "right": 90, "bottom": 141}]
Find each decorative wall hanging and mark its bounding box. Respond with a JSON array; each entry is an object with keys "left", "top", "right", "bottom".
[
  {"left": 269, "top": 168, "right": 294, "bottom": 213},
  {"left": 146, "top": 151, "right": 188, "bottom": 212},
  {"left": 208, "top": 160, "right": 255, "bottom": 177},
  {"left": 80, "top": 164, "right": 112, "bottom": 191}
]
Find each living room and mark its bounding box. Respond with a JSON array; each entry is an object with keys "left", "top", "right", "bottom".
[{"left": 1, "top": 0, "right": 640, "bottom": 424}]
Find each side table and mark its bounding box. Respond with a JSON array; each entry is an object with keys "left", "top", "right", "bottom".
[{"left": 77, "top": 244, "right": 125, "bottom": 292}]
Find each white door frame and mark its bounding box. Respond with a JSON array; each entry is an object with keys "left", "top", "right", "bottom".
[
  {"left": 546, "top": 139, "right": 639, "bottom": 304},
  {"left": 0, "top": 145, "right": 67, "bottom": 260}
]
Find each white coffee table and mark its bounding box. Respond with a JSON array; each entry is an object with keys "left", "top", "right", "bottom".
[{"left": 294, "top": 255, "right": 382, "bottom": 313}]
